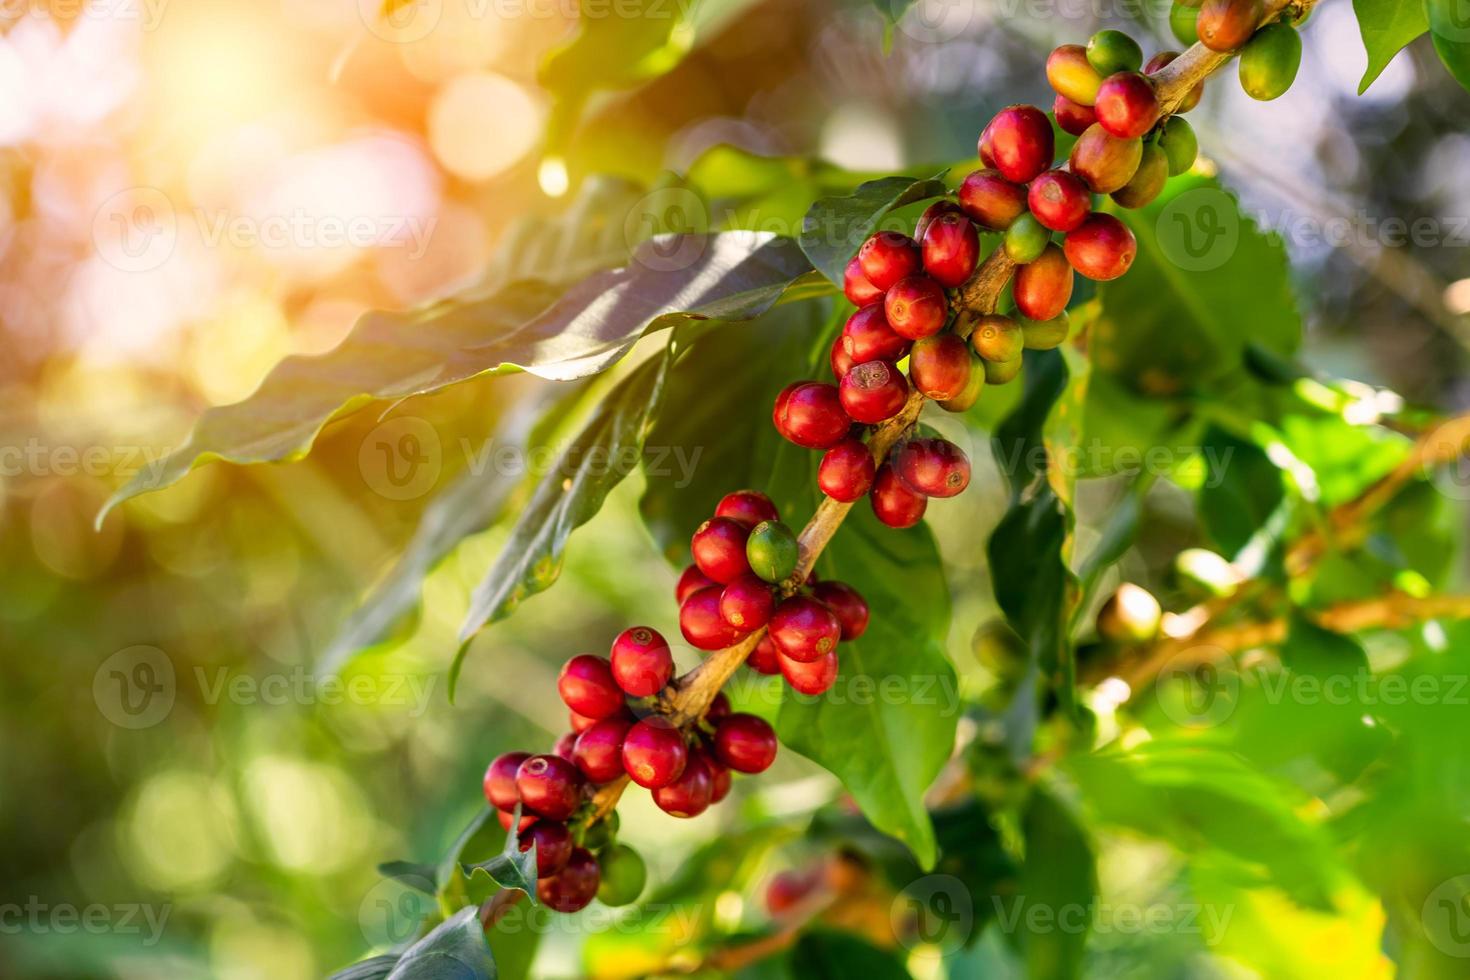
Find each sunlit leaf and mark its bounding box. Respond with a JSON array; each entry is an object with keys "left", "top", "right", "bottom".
[
  {"left": 798, "top": 173, "right": 949, "bottom": 286},
  {"left": 1353, "top": 0, "right": 1429, "bottom": 92}
]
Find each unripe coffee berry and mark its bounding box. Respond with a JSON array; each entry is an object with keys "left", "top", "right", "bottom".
[
  {"left": 538, "top": 847, "right": 600, "bottom": 913},
  {"left": 746, "top": 520, "right": 800, "bottom": 583},
  {"left": 920, "top": 211, "right": 980, "bottom": 288},
  {"left": 773, "top": 382, "right": 850, "bottom": 449},
  {"left": 1064, "top": 213, "right": 1137, "bottom": 281},
  {"left": 518, "top": 820, "right": 574, "bottom": 876},
  {"left": 1171, "top": 1, "right": 1200, "bottom": 45},
  {"left": 558, "top": 654, "right": 625, "bottom": 719},
  {"left": 621, "top": 718, "right": 688, "bottom": 788},
  {"left": 938, "top": 357, "right": 986, "bottom": 413},
  {"left": 610, "top": 626, "right": 673, "bottom": 697},
  {"left": 985, "top": 105, "right": 1054, "bottom": 184},
  {"left": 484, "top": 751, "right": 530, "bottom": 810},
  {"left": 909, "top": 333, "right": 973, "bottom": 400},
  {"left": 843, "top": 256, "right": 883, "bottom": 308},
  {"left": 769, "top": 595, "right": 842, "bottom": 663},
  {"left": 572, "top": 716, "right": 632, "bottom": 783},
  {"left": 1157, "top": 116, "right": 1199, "bottom": 176},
  {"left": 720, "top": 573, "right": 776, "bottom": 630},
  {"left": 1094, "top": 72, "right": 1158, "bottom": 140},
  {"left": 1096, "top": 582, "right": 1163, "bottom": 643},
  {"left": 1239, "top": 22, "right": 1301, "bottom": 100},
  {"left": 747, "top": 633, "right": 782, "bottom": 675},
  {"left": 1022, "top": 312, "right": 1070, "bottom": 350},
  {"left": 1028, "top": 170, "right": 1092, "bottom": 233},
  {"left": 596, "top": 844, "right": 647, "bottom": 907},
  {"left": 780, "top": 648, "right": 839, "bottom": 696},
  {"left": 839, "top": 360, "right": 910, "bottom": 424},
  {"left": 1052, "top": 94, "right": 1097, "bottom": 136},
  {"left": 691, "top": 516, "right": 752, "bottom": 584},
  {"left": 870, "top": 463, "right": 927, "bottom": 528},
  {"left": 1046, "top": 44, "right": 1104, "bottom": 105},
  {"left": 811, "top": 581, "right": 870, "bottom": 641},
  {"left": 1069, "top": 124, "right": 1143, "bottom": 194},
  {"left": 896, "top": 437, "right": 972, "bottom": 498},
  {"left": 1111, "top": 143, "right": 1168, "bottom": 210},
  {"left": 676, "top": 564, "right": 716, "bottom": 604},
  {"left": 652, "top": 752, "right": 714, "bottom": 818},
  {"left": 680, "top": 585, "right": 748, "bottom": 650},
  {"left": 1198, "top": 0, "right": 1262, "bottom": 52},
  {"left": 971, "top": 314, "right": 1024, "bottom": 364},
  {"left": 1086, "top": 29, "right": 1143, "bottom": 75},
  {"left": 884, "top": 275, "right": 948, "bottom": 340},
  {"left": 858, "top": 232, "right": 921, "bottom": 291},
  {"left": 713, "top": 713, "right": 778, "bottom": 774},
  {"left": 818, "top": 438, "right": 877, "bottom": 502},
  {"left": 984, "top": 354, "right": 1023, "bottom": 385},
  {"left": 1003, "top": 213, "right": 1051, "bottom": 264},
  {"left": 715, "top": 489, "right": 779, "bottom": 528},
  {"left": 843, "top": 305, "right": 911, "bottom": 363},
  {"left": 958, "top": 169, "right": 1027, "bottom": 231},
  {"left": 1014, "top": 243, "right": 1075, "bottom": 321},
  {"left": 515, "top": 754, "right": 584, "bottom": 821}
]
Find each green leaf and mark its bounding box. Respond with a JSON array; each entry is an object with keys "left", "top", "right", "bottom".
[
  {"left": 1011, "top": 788, "right": 1096, "bottom": 980},
  {"left": 1426, "top": 0, "right": 1470, "bottom": 91},
  {"left": 798, "top": 173, "right": 949, "bottom": 287},
  {"left": 1197, "top": 425, "right": 1287, "bottom": 559},
  {"left": 460, "top": 805, "right": 538, "bottom": 899},
  {"left": 788, "top": 929, "right": 913, "bottom": 978},
  {"left": 383, "top": 907, "right": 497, "bottom": 980},
  {"left": 1354, "top": 0, "right": 1429, "bottom": 92},
  {"left": 99, "top": 232, "right": 819, "bottom": 522},
  {"left": 329, "top": 954, "right": 401, "bottom": 980}
]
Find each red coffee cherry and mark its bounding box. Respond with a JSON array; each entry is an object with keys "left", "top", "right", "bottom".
[
  {"left": 769, "top": 595, "right": 842, "bottom": 663},
  {"left": 1047, "top": 43, "right": 1104, "bottom": 105},
  {"left": 538, "top": 847, "right": 600, "bottom": 913},
  {"left": 720, "top": 574, "right": 776, "bottom": 631},
  {"left": 518, "top": 820, "right": 574, "bottom": 876},
  {"left": 652, "top": 752, "right": 714, "bottom": 818},
  {"left": 811, "top": 581, "right": 870, "bottom": 641},
  {"left": 676, "top": 564, "right": 716, "bottom": 604},
  {"left": 958, "top": 169, "right": 1027, "bottom": 231},
  {"left": 843, "top": 256, "right": 883, "bottom": 308},
  {"left": 1069, "top": 124, "right": 1143, "bottom": 194},
  {"left": 515, "top": 754, "right": 584, "bottom": 821},
  {"left": 497, "top": 808, "right": 537, "bottom": 833},
  {"left": 1094, "top": 72, "right": 1159, "bottom": 139},
  {"left": 610, "top": 626, "right": 673, "bottom": 696},
  {"left": 554, "top": 732, "right": 577, "bottom": 761},
  {"left": 977, "top": 119, "right": 997, "bottom": 167},
  {"left": 870, "top": 463, "right": 928, "bottom": 528},
  {"left": 909, "top": 333, "right": 973, "bottom": 400},
  {"left": 691, "top": 516, "right": 753, "bottom": 584},
  {"left": 1028, "top": 170, "right": 1092, "bottom": 233},
  {"left": 857, "top": 232, "right": 921, "bottom": 291},
  {"left": 896, "top": 437, "right": 972, "bottom": 498},
  {"left": 1197, "top": 0, "right": 1262, "bottom": 52},
  {"left": 843, "top": 305, "right": 911, "bottom": 363},
  {"left": 747, "top": 633, "right": 782, "bottom": 675},
  {"left": 780, "top": 648, "right": 839, "bottom": 696},
  {"left": 714, "top": 713, "right": 778, "bottom": 774},
  {"left": 984, "top": 105, "right": 1054, "bottom": 184},
  {"left": 558, "top": 654, "right": 624, "bottom": 720},
  {"left": 915, "top": 199, "right": 963, "bottom": 242},
  {"left": 920, "top": 211, "right": 980, "bottom": 288},
  {"left": 707, "top": 753, "right": 733, "bottom": 803},
  {"left": 569, "top": 709, "right": 599, "bottom": 734},
  {"left": 621, "top": 718, "right": 689, "bottom": 789},
  {"left": 773, "top": 382, "right": 851, "bottom": 449},
  {"left": 818, "top": 438, "right": 877, "bottom": 502},
  {"left": 839, "top": 360, "right": 909, "bottom": 424},
  {"left": 572, "top": 716, "right": 632, "bottom": 783},
  {"left": 1144, "top": 51, "right": 1203, "bottom": 111},
  {"left": 681, "top": 585, "right": 748, "bottom": 651},
  {"left": 1013, "top": 243, "right": 1074, "bottom": 322},
  {"left": 830, "top": 335, "right": 856, "bottom": 381},
  {"left": 1052, "top": 94, "right": 1097, "bottom": 135},
  {"left": 706, "top": 691, "right": 731, "bottom": 723},
  {"left": 1064, "top": 213, "right": 1138, "bottom": 281},
  {"left": 766, "top": 869, "right": 818, "bottom": 917},
  {"left": 715, "top": 489, "right": 780, "bottom": 528},
  {"left": 884, "top": 275, "right": 948, "bottom": 340},
  {"left": 483, "top": 751, "right": 530, "bottom": 810}
]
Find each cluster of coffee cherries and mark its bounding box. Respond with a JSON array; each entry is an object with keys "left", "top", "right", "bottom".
[
  {"left": 1170, "top": 0, "right": 1304, "bottom": 101},
  {"left": 481, "top": 620, "right": 781, "bottom": 912},
  {"left": 678, "top": 489, "right": 870, "bottom": 695}
]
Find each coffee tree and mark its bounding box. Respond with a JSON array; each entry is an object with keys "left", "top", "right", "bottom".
[{"left": 101, "top": 0, "right": 1470, "bottom": 976}]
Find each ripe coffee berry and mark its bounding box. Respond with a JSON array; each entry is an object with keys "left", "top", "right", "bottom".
[
  {"left": 1003, "top": 213, "right": 1050, "bottom": 265},
  {"left": 766, "top": 869, "right": 818, "bottom": 917},
  {"left": 780, "top": 648, "right": 839, "bottom": 696},
  {"left": 921, "top": 211, "right": 980, "bottom": 288},
  {"left": 554, "top": 732, "right": 577, "bottom": 761},
  {"left": 610, "top": 626, "right": 673, "bottom": 696},
  {"left": 1064, "top": 213, "right": 1138, "bottom": 281},
  {"left": 1028, "top": 170, "right": 1092, "bottom": 233},
  {"left": 1112, "top": 143, "right": 1168, "bottom": 210},
  {"left": 706, "top": 691, "right": 731, "bottom": 723},
  {"left": 622, "top": 718, "right": 689, "bottom": 788},
  {"left": 572, "top": 716, "right": 632, "bottom": 783},
  {"left": 843, "top": 256, "right": 883, "bottom": 308},
  {"left": 714, "top": 713, "right": 779, "bottom": 774},
  {"left": 538, "top": 847, "right": 600, "bottom": 913},
  {"left": 1069, "top": 124, "right": 1143, "bottom": 194},
  {"left": 915, "top": 199, "right": 963, "bottom": 242},
  {"left": 1197, "top": 0, "right": 1262, "bottom": 51},
  {"left": 811, "top": 581, "right": 869, "bottom": 641},
  {"left": 515, "top": 754, "right": 584, "bottom": 820},
  {"left": 958, "top": 169, "right": 1027, "bottom": 231},
  {"left": 715, "top": 489, "right": 779, "bottom": 528},
  {"left": 858, "top": 232, "right": 922, "bottom": 291},
  {"left": 498, "top": 808, "right": 537, "bottom": 833},
  {"left": 746, "top": 633, "right": 782, "bottom": 675},
  {"left": 971, "top": 314, "right": 1024, "bottom": 364},
  {"left": 484, "top": 751, "right": 530, "bottom": 810},
  {"left": 707, "top": 755, "right": 733, "bottom": 803},
  {"left": 680, "top": 585, "right": 748, "bottom": 650},
  {"left": 676, "top": 564, "right": 716, "bottom": 604},
  {"left": 909, "top": 333, "right": 973, "bottom": 400},
  {"left": 896, "top": 438, "right": 972, "bottom": 498},
  {"left": 569, "top": 709, "right": 600, "bottom": 734},
  {"left": 691, "top": 516, "right": 752, "bottom": 584},
  {"left": 720, "top": 573, "right": 776, "bottom": 630},
  {"left": 747, "top": 520, "right": 799, "bottom": 583},
  {"left": 773, "top": 382, "right": 850, "bottom": 449},
  {"left": 1013, "top": 243, "right": 1075, "bottom": 322},
  {"left": 985, "top": 105, "right": 1054, "bottom": 184},
  {"left": 518, "top": 820, "right": 574, "bottom": 876},
  {"left": 558, "top": 654, "right": 624, "bottom": 720},
  {"left": 1094, "top": 72, "right": 1158, "bottom": 139},
  {"left": 652, "top": 752, "right": 714, "bottom": 818},
  {"left": 884, "top": 275, "right": 948, "bottom": 340},
  {"left": 818, "top": 438, "right": 877, "bottom": 502},
  {"left": 839, "top": 360, "right": 909, "bottom": 424},
  {"left": 830, "top": 336, "right": 856, "bottom": 381},
  {"left": 1052, "top": 94, "right": 1097, "bottom": 136},
  {"left": 842, "top": 306, "right": 911, "bottom": 364},
  {"left": 870, "top": 463, "right": 928, "bottom": 528},
  {"left": 1047, "top": 44, "right": 1104, "bottom": 105},
  {"left": 769, "top": 595, "right": 842, "bottom": 663}
]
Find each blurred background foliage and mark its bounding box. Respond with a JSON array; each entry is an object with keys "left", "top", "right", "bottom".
[{"left": 3, "top": 0, "right": 1470, "bottom": 977}]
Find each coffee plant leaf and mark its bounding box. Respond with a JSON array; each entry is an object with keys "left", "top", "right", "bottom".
[
  {"left": 1427, "top": 0, "right": 1470, "bottom": 92},
  {"left": 799, "top": 173, "right": 950, "bottom": 287},
  {"left": 1353, "top": 0, "right": 1429, "bottom": 92},
  {"left": 383, "top": 906, "right": 497, "bottom": 980},
  {"left": 1013, "top": 788, "right": 1097, "bottom": 980},
  {"left": 1197, "top": 425, "right": 1289, "bottom": 561},
  {"left": 328, "top": 954, "right": 401, "bottom": 980}
]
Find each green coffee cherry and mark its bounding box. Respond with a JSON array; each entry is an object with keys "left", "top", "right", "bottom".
[
  {"left": 1170, "top": 2, "right": 1200, "bottom": 45},
  {"left": 1174, "top": 548, "right": 1243, "bottom": 599},
  {"left": 938, "top": 355, "right": 986, "bottom": 412},
  {"left": 1157, "top": 116, "right": 1198, "bottom": 177},
  {"left": 746, "top": 520, "right": 799, "bottom": 583},
  {"left": 1003, "top": 213, "right": 1050, "bottom": 264},
  {"left": 1086, "top": 29, "right": 1143, "bottom": 76},
  {"left": 581, "top": 811, "right": 618, "bottom": 850},
  {"left": 1111, "top": 143, "right": 1169, "bottom": 210},
  {"left": 1096, "top": 583, "right": 1162, "bottom": 644},
  {"left": 983, "top": 352, "right": 1023, "bottom": 385},
  {"left": 972, "top": 620, "right": 1027, "bottom": 683},
  {"left": 1022, "top": 313, "right": 1070, "bottom": 350},
  {"left": 596, "top": 844, "right": 647, "bottom": 906},
  {"left": 1239, "top": 23, "right": 1302, "bottom": 101}
]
